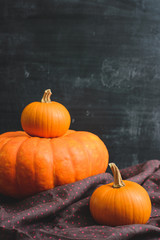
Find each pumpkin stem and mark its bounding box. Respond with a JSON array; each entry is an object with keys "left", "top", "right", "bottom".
[
  {"left": 41, "top": 89, "right": 52, "bottom": 103},
  {"left": 109, "top": 163, "right": 125, "bottom": 188}
]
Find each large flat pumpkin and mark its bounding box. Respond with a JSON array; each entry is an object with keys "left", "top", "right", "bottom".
[{"left": 0, "top": 130, "right": 109, "bottom": 198}]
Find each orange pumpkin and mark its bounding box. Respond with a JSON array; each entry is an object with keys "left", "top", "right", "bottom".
[
  {"left": 21, "top": 89, "right": 71, "bottom": 138},
  {"left": 90, "top": 163, "right": 151, "bottom": 226},
  {"left": 0, "top": 130, "right": 109, "bottom": 198}
]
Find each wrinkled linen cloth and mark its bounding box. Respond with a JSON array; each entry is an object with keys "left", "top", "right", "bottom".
[{"left": 0, "top": 160, "right": 160, "bottom": 240}]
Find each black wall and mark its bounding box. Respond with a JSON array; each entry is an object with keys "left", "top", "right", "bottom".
[{"left": 0, "top": 0, "right": 160, "bottom": 168}]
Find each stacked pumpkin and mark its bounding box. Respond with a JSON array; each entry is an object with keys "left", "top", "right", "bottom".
[{"left": 0, "top": 89, "right": 109, "bottom": 199}]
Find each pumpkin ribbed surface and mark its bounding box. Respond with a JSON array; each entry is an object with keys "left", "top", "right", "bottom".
[
  {"left": 90, "top": 163, "right": 151, "bottom": 226},
  {"left": 21, "top": 101, "right": 71, "bottom": 138},
  {"left": 21, "top": 89, "right": 71, "bottom": 138},
  {"left": 90, "top": 180, "right": 151, "bottom": 226},
  {"left": 0, "top": 130, "right": 109, "bottom": 198}
]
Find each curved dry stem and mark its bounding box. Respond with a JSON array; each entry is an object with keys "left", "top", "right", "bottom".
[
  {"left": 41, "top": 89, "right": 52, "bottom": 103},
  {"left": 109, "top": 163, "right": 125, "bottom": 188}
]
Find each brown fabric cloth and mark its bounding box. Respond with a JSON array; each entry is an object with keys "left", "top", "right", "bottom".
[{"left": 0, "top": 160, "right": 160, "bottom": 240}]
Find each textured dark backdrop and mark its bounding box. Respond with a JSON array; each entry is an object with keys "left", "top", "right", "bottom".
[{"left": 0, "top": 0, "right": 160, "bottom": 168}]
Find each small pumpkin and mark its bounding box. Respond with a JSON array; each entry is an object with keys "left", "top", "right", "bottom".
[
  {"left": 0, "top": 130, "right": 109, "bottom": 198},
  {"left": 21, "top": 89, "right": 71, "bottom": 138},
  {"left": 90, "top": 163, "right": 151, "bottom": 226}
]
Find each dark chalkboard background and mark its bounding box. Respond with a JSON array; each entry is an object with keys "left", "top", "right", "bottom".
[{"left": 0, "top": 0, "right": 160, "bottom": 169}]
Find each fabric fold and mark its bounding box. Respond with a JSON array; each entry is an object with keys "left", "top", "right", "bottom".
[{"left": 0, "top": 160, "right": 160, "bottom": 239}]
